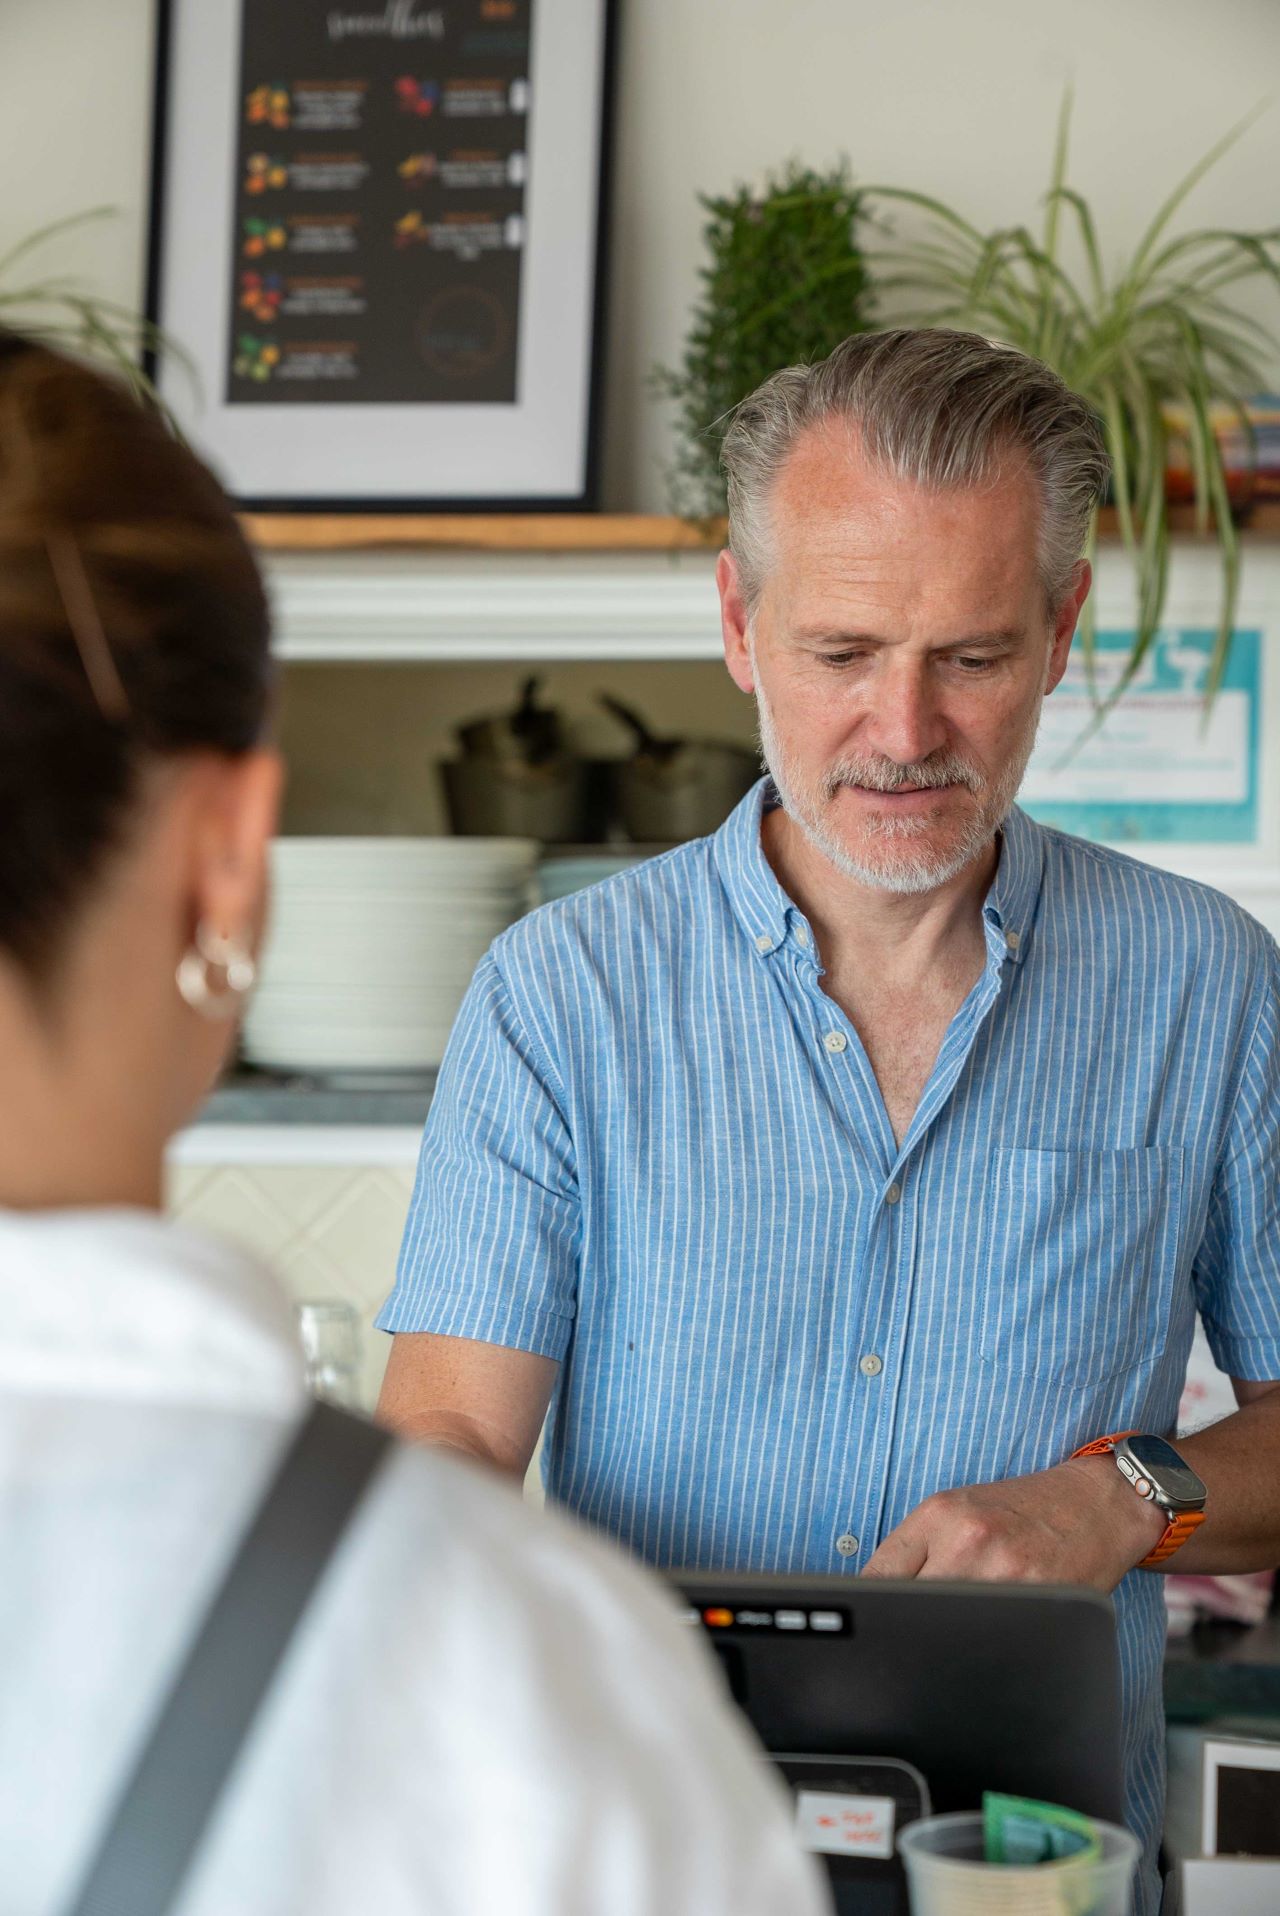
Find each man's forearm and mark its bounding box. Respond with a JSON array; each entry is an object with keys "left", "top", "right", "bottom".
[
  {"left": 1156, "top": 1383, "right": 1280, "bottom": 1576},
  {"left": 378, "top": 1402, "right": 530, "bottom": 1478},
  {"left": 860, "top": 1383, "right": 1280, "bottom": 1591},
  {"left": 376, "top": 1333, "right": 556, "bottom": 1479}
]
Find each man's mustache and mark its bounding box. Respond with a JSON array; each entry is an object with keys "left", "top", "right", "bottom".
[{"left": 821, "top": 753, "right": 985, "bottom": 799}]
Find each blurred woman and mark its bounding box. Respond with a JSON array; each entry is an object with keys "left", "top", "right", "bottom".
[{"left": 0, "top": 334, "right": 825, "bottom": 1916}]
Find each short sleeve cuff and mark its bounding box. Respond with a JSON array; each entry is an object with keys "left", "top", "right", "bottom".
[
  {"left": 1198, "top": 1318, "right": 1280, "bottom": 1385},
  {"left": 374, "top": 1287, "right": 573, "bottom": 1362}
]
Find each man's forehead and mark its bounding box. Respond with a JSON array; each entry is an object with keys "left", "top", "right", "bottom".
[
  {"left": 771, "top": 419, "right": 1037, "bottom": 532},
  {"left": 762, "top": 424, "right": 1042, "bottom": 601}
]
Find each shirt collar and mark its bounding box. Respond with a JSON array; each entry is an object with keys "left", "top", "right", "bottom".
[
  {"left": 713, "top": 776, "right": 1045, "bottom": 966},
  {"left": 714, "top": 777, "right": 795, "bottom": 956},
  {"left": 981, "top": 803, "right": 1045, "bottom": 965}
]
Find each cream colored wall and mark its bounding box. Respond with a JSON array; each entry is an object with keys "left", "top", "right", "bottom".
[
  {"left": 277, "top": 658, "right": 758, "bottom": 833},
  {"left": 3, "top": 0, "right": 1279, "bottom": 509}
]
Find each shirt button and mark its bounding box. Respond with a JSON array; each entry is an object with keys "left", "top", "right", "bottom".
[
  {"left": 860, "top": 1353, "right": 884, "bottom": 1378},
  {"left": 794, "top": 926, "right": 811, "bottom": 948},
  {"left": 885, "top": 1182, "right": 902, "bottom": 1205},
  {"left": 835, "top": 1533, "right": 860, "bottom": 1557},
  {"left": 824, "top": 1031, "right": 848, "bottom": 1054},
  {"left": 755, "top": 933, "right": 772, "bottom": 953},
  {"left": 1006, "top": 929, "right": 1021, "bottom": 950}
]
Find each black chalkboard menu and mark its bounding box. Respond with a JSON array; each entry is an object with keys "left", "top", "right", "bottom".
[
  {"left": 148, "top": 0, "right": 615, "bottom": 507},
  {"left": 230, "top": 1, "right": 532, "bottom": 406}
]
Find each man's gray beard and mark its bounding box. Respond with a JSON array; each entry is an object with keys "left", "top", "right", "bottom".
[{"left": 754, "top": 676, "right": 1042, "bottom": 896}]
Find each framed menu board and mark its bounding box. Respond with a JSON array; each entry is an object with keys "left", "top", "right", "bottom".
[{"left": 145, "top": 0, "right": 617, "bottom": 508}]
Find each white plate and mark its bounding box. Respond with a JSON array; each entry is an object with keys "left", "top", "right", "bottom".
[
  {"left": 242, "top": 1019, "right": 457, "bottom": 1071},
  {"left": 263, "top": 944, "right": 512, "bottom": 969},
  {"left": 254, "top": 952, "right": 495, "bottom": 987},
  {"left": 267, "top": 903, "right": 514, "bottom": 923},
  {"left": 248, "top": 986, "right": 464, "bottom": 1012},
  {"left": 264, "top": 912, "right": 513, "bottom": 942},
  {"left": 273, "top": 837, "right": 538, "bottom": 880}
]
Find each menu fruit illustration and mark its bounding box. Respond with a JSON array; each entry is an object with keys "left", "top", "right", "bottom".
[{"left": 228, "top": 0, "right": 532, "bottom": 404}]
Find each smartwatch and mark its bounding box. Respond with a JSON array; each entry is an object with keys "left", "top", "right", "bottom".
[{"left": 1071, "top": 1430, "right": 1207, "bottom": 1568}]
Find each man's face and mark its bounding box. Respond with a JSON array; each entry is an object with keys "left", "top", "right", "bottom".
[{"left": 718, "top": 421, "right": 1088, "bottom": 894}]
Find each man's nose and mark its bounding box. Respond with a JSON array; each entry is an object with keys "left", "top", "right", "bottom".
[{"left": 864, "top": 659, "right": 949, "bottom": 768}]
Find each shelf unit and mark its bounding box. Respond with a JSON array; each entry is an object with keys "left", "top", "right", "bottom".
[
  {"left": 256, "top": 510, "right": 1280, "bottom": 666},
  {"left": 194, "top": 515, "right": 1280, "bottom": 1136},
  {"left": 242, "top": 505, "right": 1280, "bottom": 552}
]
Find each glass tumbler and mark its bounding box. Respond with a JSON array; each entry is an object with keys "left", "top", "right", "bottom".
[
  {"left": 295, "top": 1300, "right": 362, "bottom": 1409},
  {"left": 898, "top": 1811, "right": 1140, "bottom": 1916}
]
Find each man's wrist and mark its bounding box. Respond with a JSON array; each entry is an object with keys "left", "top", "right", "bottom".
[{"left": 1062, "top": 1452, "right": 1168, "bottom": 1567}]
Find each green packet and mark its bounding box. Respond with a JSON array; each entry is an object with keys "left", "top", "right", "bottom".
[{"left": 983, "top": 1792, "right": 1103, "bottom": 1866}]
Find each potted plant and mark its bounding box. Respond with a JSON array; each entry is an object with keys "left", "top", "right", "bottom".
[
  {"left": 654, "top": 161, "right": 875, "bottom": 519},
  {"left": 0, "top": 207, "right": 185, "bottom": 404},
  {"left": 864, "top": 96, "right": 1280, "bottom": 705}
]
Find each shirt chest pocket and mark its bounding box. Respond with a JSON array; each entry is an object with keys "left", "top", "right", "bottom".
[{"left": 978, "top": 1147, "right": 1186, "bottom": 1388}]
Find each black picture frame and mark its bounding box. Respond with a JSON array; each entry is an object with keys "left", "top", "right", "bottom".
[{"left": 145, "top": 0, "right": 618, "bottom": 512}]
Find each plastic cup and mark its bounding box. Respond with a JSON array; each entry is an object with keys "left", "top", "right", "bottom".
[{"left": 898, "top": 1811, "right": 1141, "bottom": 1916}]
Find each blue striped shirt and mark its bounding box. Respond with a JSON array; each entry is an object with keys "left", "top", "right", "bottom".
[{"left": 380, "top": 779, "right": 1280, "bottom": 1912}]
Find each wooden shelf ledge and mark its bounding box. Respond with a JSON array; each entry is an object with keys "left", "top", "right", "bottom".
[
  {"left": 241, "top": 513, "right": 724, "bottom": 552},
  {"left": 241, "top": 504, "right": 1280, "bottom": 554}
]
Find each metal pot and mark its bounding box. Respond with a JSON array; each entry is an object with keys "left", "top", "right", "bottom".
[
  {"left": 611, "top": 743, "right": 759, "bottom": 841},
  {"left": 455, "top": 676, "right": 563, "bottom": 765},
  {"left": 599, "top": 695, "right": 759, "bottom": 841},
  {"left": 440, "top": 756, "right": 606, "bottom": 843}
]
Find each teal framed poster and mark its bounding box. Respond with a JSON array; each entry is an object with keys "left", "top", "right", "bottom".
[{"left": 1020, "top": 628, "right": 1262, "bottom": 846}]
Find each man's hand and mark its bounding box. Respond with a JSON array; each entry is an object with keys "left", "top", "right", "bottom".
[{"left": 859, "top": 1455, "right": 1166, "bottom": 1592}]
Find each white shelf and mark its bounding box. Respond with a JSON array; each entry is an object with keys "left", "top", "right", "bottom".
[
  {"left": 267, "top": 549, "right": 724, "bottom": 663},
  {"left": 265, "top": 539, "right": 1280, "bottom": 666}
]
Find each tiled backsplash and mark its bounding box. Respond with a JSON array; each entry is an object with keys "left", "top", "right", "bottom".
[{"left": 167, "top": 1160, "right": 414, "bottom": 1410}]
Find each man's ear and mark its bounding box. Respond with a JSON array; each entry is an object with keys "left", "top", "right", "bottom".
[
  {"left": 718, "top": 550, "right": 755, "bottom": 695},
  {"left": 1046, "top": 561, "right": 1092, "bottom": 693}
]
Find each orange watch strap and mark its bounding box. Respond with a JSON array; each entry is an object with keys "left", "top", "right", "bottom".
[
  {"left": 1070, "top": 1430, "right": 1141, "bottom": 1460},
  {"left": 1070, "top": 1432, "right": 1204, "bottom": 1570},
  {"left": 1138, "top": 1508, "right": 1205, "bottom": 1569}
]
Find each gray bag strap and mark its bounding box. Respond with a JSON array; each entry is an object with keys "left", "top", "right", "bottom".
[{"left": 65, "top": 1401, "right": 393, "bottom": 1916}]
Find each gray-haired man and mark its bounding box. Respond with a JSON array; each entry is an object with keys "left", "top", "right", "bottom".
[{"left": 379, "top": 331, "right": 1280, "bottom": 1912}]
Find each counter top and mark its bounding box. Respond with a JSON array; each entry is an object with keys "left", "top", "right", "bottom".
[
  {"left": 202, "top": 1066, "right": 437, "bottom": 1127},
  {"left": 1164, "top": 1614, "right": 1280, "bottom": 1723}
]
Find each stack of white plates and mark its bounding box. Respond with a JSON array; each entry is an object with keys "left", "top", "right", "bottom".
[{"left": 243, "top": 837, "right": 538, "bottom": 1072}]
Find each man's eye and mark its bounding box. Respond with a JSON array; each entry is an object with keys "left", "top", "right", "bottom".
[
  {"left": 819, "top": 651, "right": 864, "bottom": 668},
  {"left": 952, "top": 656, "right": 998, "bottom": 673}
]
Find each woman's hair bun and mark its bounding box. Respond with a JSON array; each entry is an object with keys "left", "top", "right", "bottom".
[{"left": 0, "top": 331, "right": 273, "bottom": 978}]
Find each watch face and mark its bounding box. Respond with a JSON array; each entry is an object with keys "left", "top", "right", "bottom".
[{"left": 1123, "top": 1434, "right": 1207, "bottom": 1506}]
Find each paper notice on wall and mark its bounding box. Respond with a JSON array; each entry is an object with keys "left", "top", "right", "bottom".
[
  {"left": 1019, "top": 629, "right": 1261, "bottom": 845},
  {"left": 1023, "top": 689, "right": 1248, "bottom": 804}
]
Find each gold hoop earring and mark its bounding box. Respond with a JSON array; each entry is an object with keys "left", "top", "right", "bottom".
[{"left": 176, "top": 922, "right": 257, "bottom": 1021}]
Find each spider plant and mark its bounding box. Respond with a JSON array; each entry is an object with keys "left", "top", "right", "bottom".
[
  {"left": 0, "top": 206, "right": 192, "bottom": 410},
  {"left": 865, "top": 95, "right": 1280, "bottom": 710}
]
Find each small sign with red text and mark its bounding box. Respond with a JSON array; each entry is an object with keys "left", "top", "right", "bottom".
[{"left": 795, "top": 1790, "right": 896, "bottom": 1859}]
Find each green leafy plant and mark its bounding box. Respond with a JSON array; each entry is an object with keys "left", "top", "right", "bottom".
[
  {"left": 864, "top": 96, "right": 1280, "bottom": 708},
  {"left": 0, "top": 207, "right": 190, "bottom": 407},
  {"left": 654, "top": 162, "right": 875, "bottom": 518}
]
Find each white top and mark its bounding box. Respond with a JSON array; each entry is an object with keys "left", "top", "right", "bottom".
[{"left": 0, "top": 1208, "right": 828, "bottom": 1916}]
